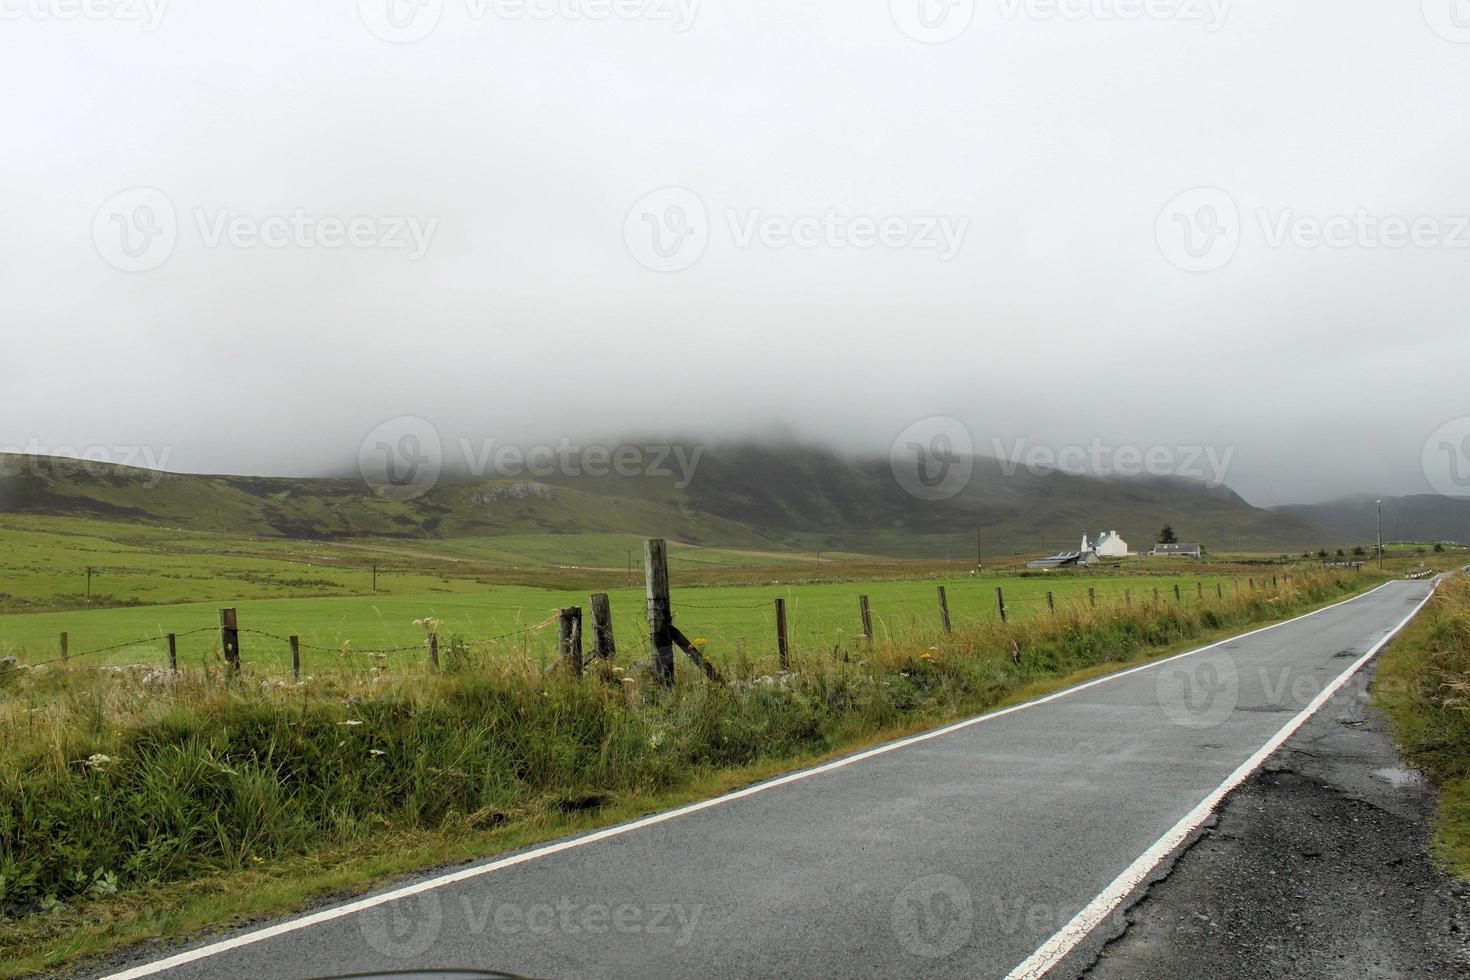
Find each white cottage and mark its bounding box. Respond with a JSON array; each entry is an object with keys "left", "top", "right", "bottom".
[{"left": 1086, "top": 530, "right": 1129, "bottom": 558}]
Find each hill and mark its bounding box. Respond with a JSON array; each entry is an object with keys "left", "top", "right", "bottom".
[
  {"left": 1274, "top": 494, "right": 1470, "bottom": 547},
  {"left": 0, "top": 443, "right": 1334, "bottom": 559}
]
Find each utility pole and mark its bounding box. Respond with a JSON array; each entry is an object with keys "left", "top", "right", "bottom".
[
  {"left": 86, "top": 566, "right": 92, "bottom": 602},
  {"left": 372, "top": 562, "right": 378, "bottom": 593},
  {"left": 1377, "top": 499, "right": 1384, "bottom": 571},
  {"left": 976, "top": 528, "right": 983, "bottom": 570}
]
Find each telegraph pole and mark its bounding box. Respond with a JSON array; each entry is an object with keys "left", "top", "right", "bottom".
[{"left": 1377, "top": 499, "right": 1384, "bottom": 571}]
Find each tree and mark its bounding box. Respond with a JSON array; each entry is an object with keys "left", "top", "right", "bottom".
[
  {"left": 1336, "top": 549, "right": 1346, "bottom": 558},
  {"left": 1157, "top": 525, "right": 1179, "bottom": 545},
  {"left": 1435, "top": 543, "right": 1446, "bottom": 553},
  {"left": 1352, "top": 546, "right": 1366, "bottom": 557},
  {"left": 1317, "top": 549, "right": 1329, "bottom": 559}
]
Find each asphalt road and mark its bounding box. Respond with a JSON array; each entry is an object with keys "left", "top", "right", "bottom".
[{"left": 98, "top": 580, "right": 1439, "bottom": 980}]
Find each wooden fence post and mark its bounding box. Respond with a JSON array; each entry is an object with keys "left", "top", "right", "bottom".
[
  {"left": 1125, "top": 588, "right": 1131, "bottom": 606},
  {"left": 1249, "top": 577, "right": 1255, "bottom": 590},
  {"left": 60, "top": 632, "right": 68, "bottom": 663},
  {"left": 219, "top": 609, "right": 240, "bottom": 671},
  {"left": 428, "top": 633, "right": 439, "bottom": 671},
  {"left": 645, "top": 539, "right": 675, "bottom": 686},
  {"left": 1088, "top": 588, "right": 1096, "bottom": 609},
  {"left": 1174, "top": 584, "right": 1182, "bottom": 604},
  {"left": 1047, "top": 591, "right": 1056, "bottom": 614},
  {"left": 590, "top": 593, "right": 616, "bottom": 660},
  {"left": 167, "top": 633, "right": 177, "bottom": 672},
  {"left": 559, "top": 607, "right": 584, "bottom": 678},
  {"left": 859, "top": 595, "right": 874, "bottom": 641},
  {"left": 1197, "top": 582, "right": 1204, "bottom": 601},
  {"left": 996, "top": 587, "right": 1007, "bottom": 624},
  {"left": 1153, "top": 587, "right": 1160, "bottom": 605},
  {"left": 937, "top": 587, "right": 952, "bottom": 634},
  {"left": 1216, "top": 583, "right": 1223, "bottom": 600},
  {"left": 1272, "top": 575, "right": 1278, "bottom": 589},
  {"left": 290, "top": 635, "right": 301, "bottom": 681},
  {"left": 775, "top": 598, "right": 791, "bottom": 671}
]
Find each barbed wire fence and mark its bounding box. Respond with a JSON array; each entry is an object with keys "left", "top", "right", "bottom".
[{"left": 0, "top": 541, "right": 1407, "bottom": 686}]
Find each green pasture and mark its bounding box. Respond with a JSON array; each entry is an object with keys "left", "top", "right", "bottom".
[{"left": 0, "top": 572, "right": 1267, "bottom": 676}]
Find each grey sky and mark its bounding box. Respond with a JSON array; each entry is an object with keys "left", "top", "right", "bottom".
[{"left": 3, "top": 0, "right": 1469, "bottom": 505}]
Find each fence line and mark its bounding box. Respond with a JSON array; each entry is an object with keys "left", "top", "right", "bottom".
[{"left": 2, "top": 544, "right": 1410, "bottom": 683}]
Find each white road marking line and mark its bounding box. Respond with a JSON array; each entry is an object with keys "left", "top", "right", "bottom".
[
  {"left": 1003, "top": 579, "right": 1441, "bottom": 980},
  {"left": 102, "top": 580, "right": 1400, "bottom": 980}
]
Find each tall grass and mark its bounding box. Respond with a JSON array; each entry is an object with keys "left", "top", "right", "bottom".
[
  {"left": 0, "top": 571, "right": 1364, "bottom": 917},
  {"left": 1376, "top": 572, "right": 1470, "bottom": 876}
]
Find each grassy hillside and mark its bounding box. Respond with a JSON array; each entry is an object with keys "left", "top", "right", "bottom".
[
  {"left": 0, "top": 443, "right": 1333, "bottom": 560},
  {"left": 1276, "top": 494, "right": 1470, "bottom": 547}
]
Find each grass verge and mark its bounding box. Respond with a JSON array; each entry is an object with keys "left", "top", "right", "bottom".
[
  {"left": 0, "top": 571, "right": 1381, "bottom": 977},
  {"left": 1375, "top": 571, "right": 1470, "bottom": 879}
]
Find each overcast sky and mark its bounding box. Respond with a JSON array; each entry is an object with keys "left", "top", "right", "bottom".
[{"left": 4, "top": 0, "right": 1469, "bottom": 506}]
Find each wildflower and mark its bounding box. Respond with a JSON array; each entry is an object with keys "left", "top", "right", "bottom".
[
  {"left": 85, "top": 754, "right": 114, "bottom": 770},
  {"left": 692, "top": 637, "right": 708, "bottom": 649},
  {"left": 369, "top": 749, "right": 386, "bottom": 757},
  {"left": 649, "top": 731, "right": 667, "bottom": 749},
  {"left": 337, "top": 719, "right": 364, "bottom": 727}
]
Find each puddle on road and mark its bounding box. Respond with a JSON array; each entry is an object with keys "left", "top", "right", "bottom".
[{"left": 1372, "top": 767, "right": 1426, "bottom": 790}]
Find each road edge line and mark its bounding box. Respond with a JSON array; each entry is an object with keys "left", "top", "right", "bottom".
[
  {"left": 1002, "top": 579, "right": 1442, "bottom": 980},
  {"left": 100, "top": 580, "right": 1397, "bottom": 980}
]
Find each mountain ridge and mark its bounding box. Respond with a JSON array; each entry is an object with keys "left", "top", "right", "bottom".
[{"left": 0, "top": 443, "right": 1338, "bottom": 558}]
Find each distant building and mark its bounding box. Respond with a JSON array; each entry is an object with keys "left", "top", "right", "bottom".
[
  {"left": 1151, "top": 543, "right": 1204, "bottom": 559},
  {"left": 1089, "top": 530, "right": 1129, "bottom": 558}
]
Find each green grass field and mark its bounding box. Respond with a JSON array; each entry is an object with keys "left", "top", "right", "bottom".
[
  {"left": 0, "top": 572, "right": 1299, "bottom": 676},
  {"left": 2, "top": 514, "right": 1458, "bottom": 677}
]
